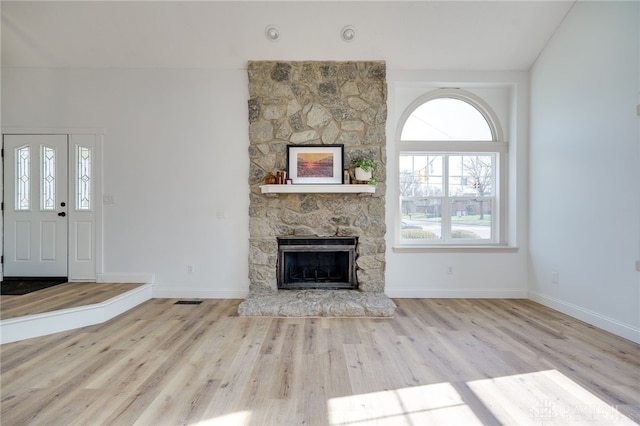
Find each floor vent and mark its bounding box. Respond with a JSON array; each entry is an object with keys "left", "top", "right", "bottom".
[{"left": 174, "top": 300, "right": 203, "bottom": 305}]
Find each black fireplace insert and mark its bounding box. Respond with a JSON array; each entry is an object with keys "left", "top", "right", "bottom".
[{"left": 277, "top": 237, "right": 357, "bottom": 290}]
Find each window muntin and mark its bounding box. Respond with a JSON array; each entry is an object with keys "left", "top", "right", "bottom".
[
  {"left": 398, "top": 91, "right": 504, "bottom": 245},
  {"left": 448, "top": 154, "right": 494, "bottom": 197},
  {"left": 76, "top": 145, "right": 92, "bottom": 211},
  {"left": 41, "top": 145, "right": 56, "bottom": 211},
  {"left": 15, "top": 145, "right": 30, "bottom": 211}
]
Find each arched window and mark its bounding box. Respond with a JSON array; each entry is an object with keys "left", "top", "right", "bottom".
[{"left": 397, "top": 89, "right": 506, "bottom": 245}]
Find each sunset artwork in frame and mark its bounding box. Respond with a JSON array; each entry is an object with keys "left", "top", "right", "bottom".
[{"left": 287, "top": 145, "right": 344, "bottom": 184}]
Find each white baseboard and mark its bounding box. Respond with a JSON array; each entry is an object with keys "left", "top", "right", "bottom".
[
  {"left": 96, "top": 273, "right": 155, "bottom": 284},
  {"left": 154, "top": 287, "right": 525, "bottom": 300},
  {"left": 529, "top": 291, "right": 640, "bottom": 344},
  {"left": 0, "top": 283, "right": 153, "bottom": 344},
  {"left": 153, "top": 287, "right": 249, "bottom": 299},
  {"left": 386, "top": 288, "right": 528, "bottom": 299}
]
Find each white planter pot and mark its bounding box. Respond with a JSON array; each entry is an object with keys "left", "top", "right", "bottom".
[{"left": 355, "top": 167, "right": 372, "bottom": 181}]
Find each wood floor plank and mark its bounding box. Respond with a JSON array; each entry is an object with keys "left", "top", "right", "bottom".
[
  {"left": 133, "top": 348, "right": 215, "bottom": 426},
  {"left": 273, "top": 323, "right": 302, "bottom": 399},
  {"left": 1, "top": 333, "right": 90, "bottom": 392},
  {"left": 1, "top": 298, "right": 639, "bottom": 426},
  {"left": 197, "top": 317, "right": 272, "bottom": 422},
  {"left": 260, "top": 317, "right": 287, "bottom": 355},
  {"left": 318, "top": 324, "right": 354, "bottom": 399},
  {"left": 23, "top": 350, "right": 125, "bottom": 426},
  {"left": 295, "top": 353, "right": 329, "bottom": 425},
  {"left": 103, "top": 310, "right": 231, "bottom": 425}
]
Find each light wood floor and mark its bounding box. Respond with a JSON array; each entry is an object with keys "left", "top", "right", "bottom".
[
  {"left": 1, "top": 298, "right": 639, "bottom": 425},
  {"left": 0, "top": 282, "right": 145, "bottom": 320}
]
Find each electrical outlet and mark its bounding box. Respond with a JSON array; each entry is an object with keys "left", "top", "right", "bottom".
[
  {"left": 551, "top": 271, "right": 559, "bottom": 284},
  {"left": 447, "top": 266, "right": 453, "bottom": 275},
  {"left": 187, "top": 265, "right": 194, "bottom": 274}
]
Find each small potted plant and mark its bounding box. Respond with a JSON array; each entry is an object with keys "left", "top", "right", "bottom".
[{"left": 352, "top": 157, "right": 380, "bottom": 185}]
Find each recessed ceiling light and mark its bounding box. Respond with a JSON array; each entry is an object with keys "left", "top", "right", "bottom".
[
  {"left": 265, "top": 25, "right": 280, "bottom": 41},
  {"left": 341, "top": 25, "right": 356, "bottom": 42}
]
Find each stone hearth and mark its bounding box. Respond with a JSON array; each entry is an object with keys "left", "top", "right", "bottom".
[
  {"left": 239, "top": 60, "right": 395, "bottom": 317},
  {"left": 238, "top": 290, "right": 395, "bottom": 317}
]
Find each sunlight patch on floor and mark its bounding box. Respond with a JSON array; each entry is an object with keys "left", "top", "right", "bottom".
[
  {"left": 328, "top": 382, "right": 483, "bottom": 425},
  {"left": 327, "top": 370, "right": 637, "bottom": 426},
  {"left": 466, "top": 369, "right": 636, "bottom": 425}
]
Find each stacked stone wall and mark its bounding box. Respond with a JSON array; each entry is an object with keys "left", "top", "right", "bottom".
[{"left": 247, "top": 61, "right": 387, "bottom": 294}]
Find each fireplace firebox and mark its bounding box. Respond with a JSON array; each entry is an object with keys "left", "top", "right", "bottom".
[{"left": 277, "top": 237, "right": 357, "bottom": 290}]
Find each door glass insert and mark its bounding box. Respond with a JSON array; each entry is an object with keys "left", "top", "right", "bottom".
[
  {"left": 76, "top": 145, "right": 92, "bottom": 210},
  {"left": 15, "top": 145, "right": 30, "bottom": 210},
  {"left": 41, "top": 146, "right": 56, "bottom": 211}
]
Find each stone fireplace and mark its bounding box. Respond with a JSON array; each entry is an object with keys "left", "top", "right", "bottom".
[{"left": 238, "top": 61, "right": 395, "bottom": 317}]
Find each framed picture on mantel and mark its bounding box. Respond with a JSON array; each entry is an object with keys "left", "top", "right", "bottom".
[{"left": 287, "top": 144, "right": 344, "bottom": 184}]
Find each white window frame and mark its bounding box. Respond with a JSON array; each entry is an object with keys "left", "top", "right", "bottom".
[{"left": 395, "top": 88, "right": 508, "bottom": 247}]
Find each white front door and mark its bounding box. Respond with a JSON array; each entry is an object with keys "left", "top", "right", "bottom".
[{"left": 3, "top": 135, "right": 68, "bottom": 277}]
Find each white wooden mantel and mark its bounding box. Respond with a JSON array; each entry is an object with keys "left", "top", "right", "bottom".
[{"left": 260, "top": 184, "right": 375, "bottom": 195}]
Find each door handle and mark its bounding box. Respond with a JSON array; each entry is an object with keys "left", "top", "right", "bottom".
[{"left": 58, "top": 212, "right": 66, "bottom": 217}]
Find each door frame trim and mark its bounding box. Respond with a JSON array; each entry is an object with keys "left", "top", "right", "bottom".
[{"left": 1, "top": 128, "right": 104, "bottom": 281}]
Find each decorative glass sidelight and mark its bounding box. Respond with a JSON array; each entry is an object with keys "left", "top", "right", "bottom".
[
  {"left": 15, "top": 146, "right": 30, "bottom": 210},
  {"left": 76, "top": 145, "right": 92, "bottom": 210},
  {"left": 41, "top": 146, "right": 56, "bottom": 210}
]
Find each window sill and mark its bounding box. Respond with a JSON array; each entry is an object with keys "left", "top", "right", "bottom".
[{"left": 392, "top": 245, "right": 519, "bottom": 253}]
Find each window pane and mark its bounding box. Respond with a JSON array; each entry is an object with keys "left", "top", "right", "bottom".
[
  {"left": 77, "top": 146, "right": 92, "bottom": 210},
  {"left": 401, "top": 198, "right": 442, "bottom": 240},
  {"left": 401, "top": 98, "right": 493, "bottom": 141},
  {"left": 399, "top": 154, "right": 443, "bottom": 197},
  {"left": 41, "top": 146, "right": 56, "bottom": 211},
  {"left": 450, "top": 199, "right": 493, "bottom": 240},
  {"left": 15, "top": 146, "right": 30, "bottom": 210},
  {"left": 448, "top": 154, "right": 495, "bottom": 197}
]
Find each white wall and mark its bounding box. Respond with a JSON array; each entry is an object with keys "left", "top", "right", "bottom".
[
  {"left": 2, "top": 68, "right": 251, "bottom": 297},
  {"left": 529, "top": 1, "right": 640, "bottom": 342}
]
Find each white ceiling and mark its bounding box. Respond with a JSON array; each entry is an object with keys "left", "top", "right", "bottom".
[{"left": 1, "top": 1, "right": 575, "bottom": 71}]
